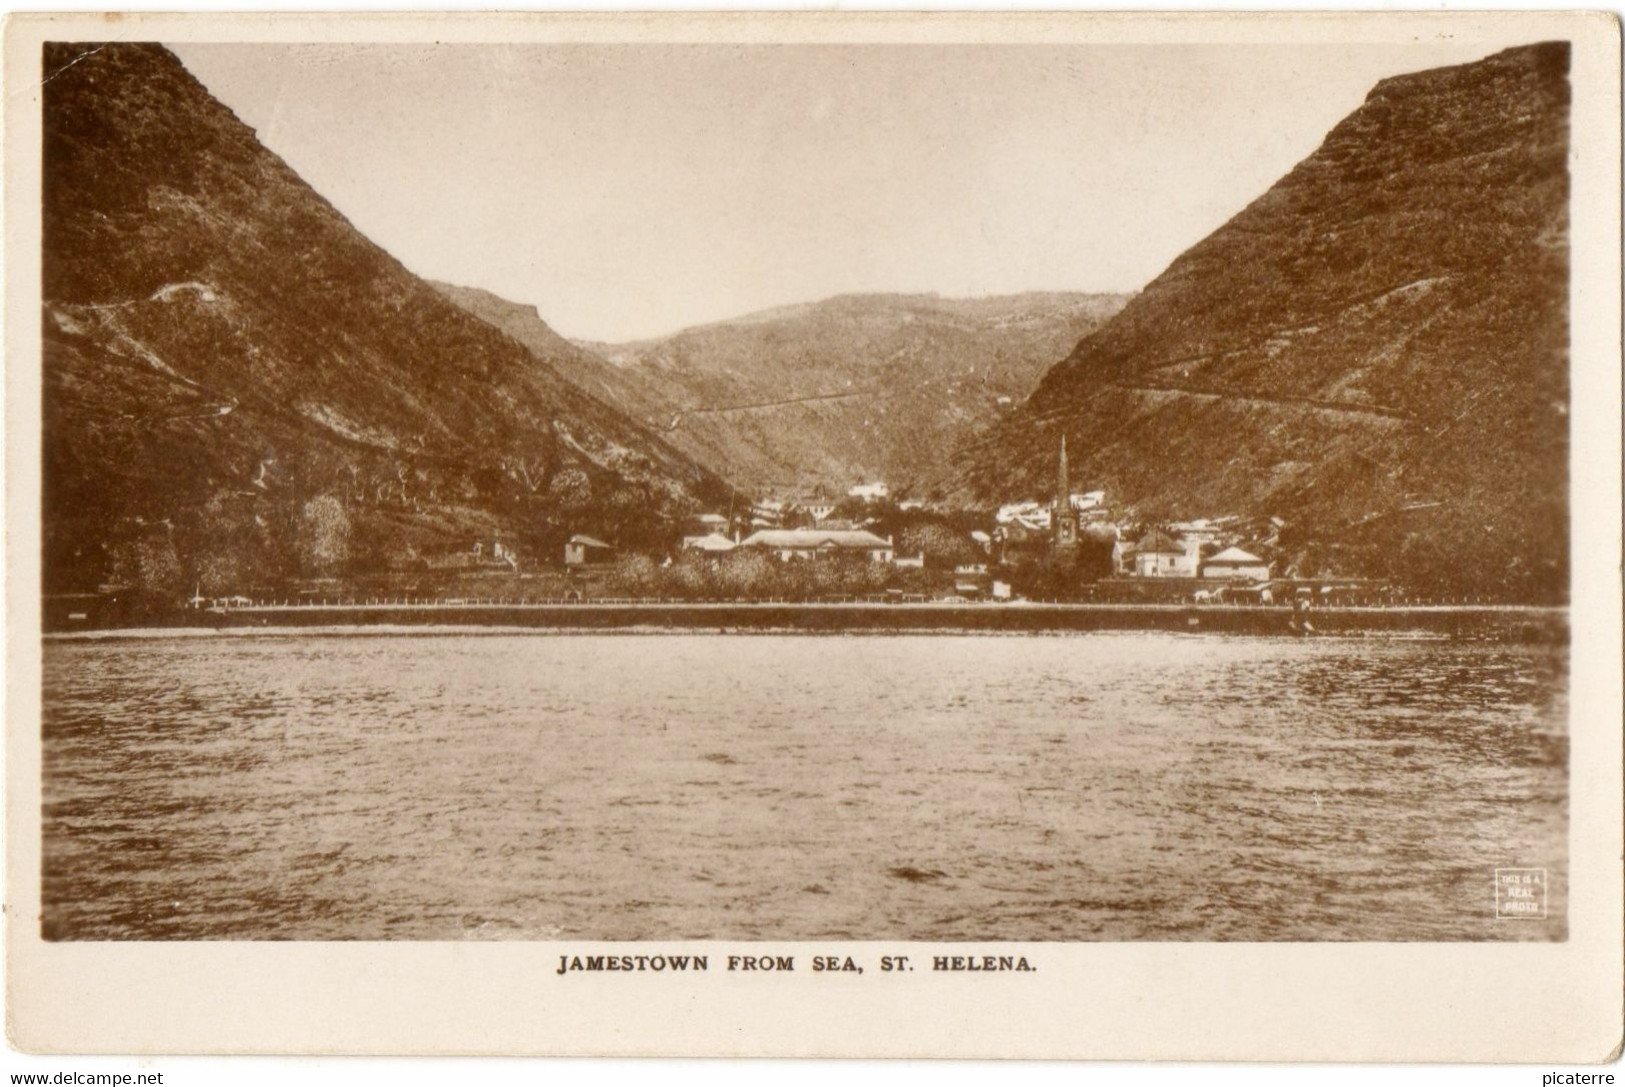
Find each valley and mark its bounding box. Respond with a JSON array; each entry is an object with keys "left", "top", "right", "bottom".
[{"left": 39, "top": 40, "right": 1572, "bottom": 612}]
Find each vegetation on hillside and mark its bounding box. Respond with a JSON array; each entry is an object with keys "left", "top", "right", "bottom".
[
  {"left": 950, "top": 43, "right": 1571, "bottom": 602},
  {"left": 42, "top": 42, "right": 728, "bottom": 600},
  {"left": 437, "top": 285, "right": 1128, "bottom": 495}
]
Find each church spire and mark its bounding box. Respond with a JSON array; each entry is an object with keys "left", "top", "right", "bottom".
[
  {"left": 1057, "top": 434, "right": 1069, "bottom": 511},
  {"left": 1053, "top": 434, "right": 1076, "bottom": 549}
]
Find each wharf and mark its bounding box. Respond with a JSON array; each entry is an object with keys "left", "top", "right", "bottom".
[{"left": 95, "top": 600, "right": 1571, "bottom": 640}]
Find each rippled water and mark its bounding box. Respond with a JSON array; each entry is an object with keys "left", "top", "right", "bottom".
[{"left": 41, "top": 631, "right": 1567, "bottom": 941}]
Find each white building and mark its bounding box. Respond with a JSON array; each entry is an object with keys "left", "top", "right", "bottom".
[
  {"left": 1070, "top": 491, "right": 1106, "bottom": 514},
  {"left": 1128, "top": 529, "right": 1201, "bottom": 578},
  {"left": 996, "top": 493, "right": 1102, "bottom": 529},
  {"left": 739, "top": 529, "right": 894, "bottom": 563},
  {"left": 847, "top": 482, "right": 890, "bottom": 501},
  {"left": 564, "top": 535, "right": 616, "bottom": 567},
  {"left": 681, "top": 533, "right": 738, "bottom": 555},
  {"left": 785, "top": 495, "right": 840, "bottom": 522},
  {"left": 1169, "top": 518, "right": 1224, "bottom": 547},
  {"left": 1201, "top": 546, "right": 1272, "bottom": 581},
  {"left": 996, "top": 501, "right": 1050, "bottom": 529}
]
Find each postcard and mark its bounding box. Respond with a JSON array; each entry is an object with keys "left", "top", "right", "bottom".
[{"left": 5, "top": 10, "right": 1620, "bottom": 1060}]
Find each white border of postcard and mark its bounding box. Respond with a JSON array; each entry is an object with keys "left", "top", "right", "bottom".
[{"left": 5, "top": 10, "right": 1621, "bottom": 1061}]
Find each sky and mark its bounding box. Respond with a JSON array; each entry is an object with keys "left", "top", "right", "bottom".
[{"left": 172, "top": 39, "right": 1539, "bottom": 342}]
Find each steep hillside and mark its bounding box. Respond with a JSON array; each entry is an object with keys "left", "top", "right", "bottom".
[
  {"left": 42, "top": 42, "right": 727, "bottom": 595},
  {"left": 437, "top": 285, "right": 1128, "bottom": 495},
  {"left": 952, "top": 42, "right": 1570, "bottom": 601},
  {"left": 430, "top": 282, "right": 644, "bottom": 409}
]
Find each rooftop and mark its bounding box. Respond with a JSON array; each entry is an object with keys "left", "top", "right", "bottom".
[
  {"left": 741, "top": 529, "right": 892, "bottom": 550},
  {"left": 1131, "top": 529, "right": 1185, "bottom": 554},
  {"left": 1206, "top": 546, "right": 1265, "bottom": 564},
  {"left": 683, "top": 533, "right": 738, "bottom": 552}
]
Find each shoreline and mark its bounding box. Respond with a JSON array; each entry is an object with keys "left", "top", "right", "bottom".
[{"left": 42, "top": 601, "right": 1569, "bottom": 641}]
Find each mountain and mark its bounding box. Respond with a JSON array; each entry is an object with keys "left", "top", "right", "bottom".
[
  {"left": 950, "top": 42, "right": 1570, "bottom": 601},
  {"left": 436, "top": 286, "right": 1129, "bottom": 496},
  {"left": 429, "top": 282, "right": 644, "bottom": 409},
  {"left": 42, "top": 42, "right": 727, "bottom": 596}
]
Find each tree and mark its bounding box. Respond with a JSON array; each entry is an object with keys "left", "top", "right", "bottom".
[
  {"left": 184, "top": 491, "right": 284, "bottom": 593},
  {"left": 662, "top": 553, "right": 717, "bottom": 600},
  {"left": 606, "top": 553, "right": 659, "bottom": 596},
  {"left": 898, "top": 523, "right": 981, "bottom": 570},
  {"left": 1073, "top": 525, "right": 1121, "bottom": 582},
  {"left": 836, "top": 557, "right": 889, "bottom": 595},
  {"left": 108, "top": 531, "right": 185, "bottom": 596},
  {"left": 831, "top": 495, "right": 871, "bottom": 522},
  {"left": 715, "top": 550, "right": 780, "bottom": 598},
  {"left": 298, "top": 495, "right": 352, "bottom": 576},
  {"left": 547, "top": 468, "right": 594, "bottom": 514}
]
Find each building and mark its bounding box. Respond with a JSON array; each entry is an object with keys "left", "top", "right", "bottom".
[
  {"left": 739, "top": 529, "right": 894, "bottom": 563},
  {"left": 996, "top": 502, "right": 1051, "bottom": 531},
  {"left": 995, "top": 445, "right": 1103, "bottom": 545},
  {"left": 779, "top": 492, "right": 841, "bottom": 523},
  {"left": 1201, "top": 546, "right": 1272, "bottom": 581},
  {"left": 1128, "top": 529, "right": 1200, "bottom": 577},
  {"left": 848, "top": 482, "right": 890, "bottom": 502},
  {"left": 564, "top": 535, "right": 616, "bottom": 567},
  {"left": 1168, "top": 519, "right": 1224, "bottom": 548},
  {"left": 681, "top": 533, "right": 738, "bottom": 556},
  {"left": 993, "top": 517, "right": 1049, "bottom": 563},
  {"left": 1071, "top": 490, "right": 1108, "bottom": 522},
  {"left": 1052, "top": 436, "right": 1078, "bottom": 553}
]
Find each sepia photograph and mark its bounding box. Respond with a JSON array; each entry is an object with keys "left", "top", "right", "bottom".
[{"left": 6, "top": 9, "right": 1621, "bottom": 1062}]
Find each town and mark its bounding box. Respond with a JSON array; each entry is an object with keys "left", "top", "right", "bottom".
[{"left": 151, "top": 438, "right": 1404, "bottom": 622}]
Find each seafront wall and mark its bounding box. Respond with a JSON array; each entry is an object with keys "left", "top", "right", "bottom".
[{"left": 72, "top": 601, "right": 1569, "bottom": 640}]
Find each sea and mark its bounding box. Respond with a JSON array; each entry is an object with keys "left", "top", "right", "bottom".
[{"left": 40, "top": 630, "right": 1568, "bottom": 941}]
